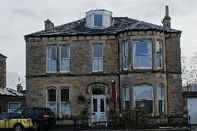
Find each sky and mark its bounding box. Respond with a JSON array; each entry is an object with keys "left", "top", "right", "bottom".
[{"left": 0, "top": 0, "right": 197, "bottom": 89}]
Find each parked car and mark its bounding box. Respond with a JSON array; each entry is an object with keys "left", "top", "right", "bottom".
[
  {"left": 15, "top": 107, "right": 56, "bottom": 130},
  {"left": 0, "top": 112, "right": 33, "bottom": 131}
]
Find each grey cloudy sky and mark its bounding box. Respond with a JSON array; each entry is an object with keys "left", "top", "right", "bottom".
[{"left": 0, "top": 0, "right": 196, "bottom": 89}]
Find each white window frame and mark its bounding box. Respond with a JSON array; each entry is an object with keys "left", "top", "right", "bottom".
[
  {"left": 122, "top": 40, "right": 129, "bottom": 71},
  {"left": 92, "top": 43, "right": 104, "bottom": 72},
  {"left": 60, "top": 88, "right": 71, "bottom": 118},
  {"left": 59, "top": 46, "right": 71, "bottom": 73},
  {"left": 133, "top": 40, "right": 153, "bottom": 69},
  {"left": 46, "top": 46, "right": 58, "bottom": 73}
]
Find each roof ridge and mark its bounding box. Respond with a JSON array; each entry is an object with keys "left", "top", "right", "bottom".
[{"left": 25, "top": 17, "right": 181, "bottom": 38}]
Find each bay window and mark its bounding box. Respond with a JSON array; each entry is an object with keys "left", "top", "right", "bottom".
[
  {"left": 122, "top": 84, "right": 166, "bottom": 115},
  {"left": 133, "top": 40, "right": 152, "bottom": 69},
  {"left": 92, "top": 43, "right": 103, "bottom": 72}
]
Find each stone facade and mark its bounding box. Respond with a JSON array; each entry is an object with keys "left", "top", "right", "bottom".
[
  {"left": 25, "top": 31, "right": 183, "bottom": 116},
  {"left": 0, "top": 54, "right": 6, "bottom": 89},
  {"left": 25, "top": 9, "right": 183, "bottom": 122}
]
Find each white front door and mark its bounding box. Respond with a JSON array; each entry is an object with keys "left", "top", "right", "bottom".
[{"left": 91, "top": 95, "right": 106, "bottom": 123}]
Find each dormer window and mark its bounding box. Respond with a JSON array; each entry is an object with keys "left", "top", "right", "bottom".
[
  {"left": 94, "top": 14, "right": 103, "bottom": 26},
  {"left": 86, "top": 9, "right": 112, "bottom": 29}
]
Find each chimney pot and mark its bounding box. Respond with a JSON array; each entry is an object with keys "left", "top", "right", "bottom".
[
  {"left": 17, "top": 83, "right": 23, "bottom": 93},
  {"left": 165, "top": 5, "right": 169, "bottom": 17},
  {"left": 162, "top": 5, "right": 171, "bottom": 29}
]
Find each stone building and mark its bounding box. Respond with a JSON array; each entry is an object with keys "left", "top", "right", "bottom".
[
  {"left": 0, "top": 53, "right": 7, "bottom": 89},
  {"left": 25, "top": 7, "right": 183, "bottom": 124},
  {"left": 0, "top": 53, "right": 25, "bottom": 113}
]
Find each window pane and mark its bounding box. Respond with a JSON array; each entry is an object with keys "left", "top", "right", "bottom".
[
  {"left": 123, "top": 87, "right": 130, "bottom": 110},
  {"left": 93, "top": 44, "right": 103, "bottom": 72},
  {"left": 92, "top": 87, "right": 105, "bottom": 95},
  {"left": 122, "top": 41, "right": 128, "bottom": 70},
  {"left": 134, "top": 86, "right": 153, "bottom": 100},
  {"left": 61, "top": 89, "right": 69, "bottom": 102},
  {"left": 61, "top": 46, "right": 69, "bottom": 58},
  {"left": 123, "top": 87, "right": 130, "bottom": 101},
  {"left": 134, "top": 40, "right": 152, "bottom": 68},
  {"left": 158, "top": 87, "right": 165, "bottom": 114},
  {"left": 47, "top": 102, "right": 56, "bottom": 114},
  {"left": 94, "top": 44, "right": 103, "bottom": 57},
  {"left": 61, "top": 103, "right": 71, "bottom": 116},
  {"left": 47, "top": 46, "right": 57, "bottom": 72},
  {"left": 94, "top": 15, "right": 103, "bottom": 26},
  {"left": 100, "top": 99, "right": 104, "bottom": 112},
  {"left": 136, "top": 100, "right": 153, "bottom": 113},
  {"left": 60, "top": 46, "right": 70, "bottom": 72},
  {"left": 155, "top": 40, "right": 163, "bottom": 68},
  {"left": 48, "top": 89, "right": 56, "bottom": 102},
  {"left": 93, "top": 99, "right": 97, "bottom": 112},
  {"left": 134, "top": 85, "right": 153, "bottom": 113},
  {"left": 8, "top": 103, "right": 21, "bottom": 113}
]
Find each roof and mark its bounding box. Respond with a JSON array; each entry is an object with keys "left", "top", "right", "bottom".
[
  {"left": 0, "top": 53, "right": 7, "bottom": 59},
  {"left": 25, "top": 17, "right": 181, "bottom": 38},
  {"left": 0, "top": 88, "right": 23, "bottom": 96}
]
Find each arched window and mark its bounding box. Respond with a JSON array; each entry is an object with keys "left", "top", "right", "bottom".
[{"left": 133, "top": 85, "right": 153, "bottom": 113}]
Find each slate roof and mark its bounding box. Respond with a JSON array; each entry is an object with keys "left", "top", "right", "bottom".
[
  {"left": 0, "top": 53, "right": 7, "bottom": 59},
  {"left": 0, "top": 88, "right": 23, "bottom": 96},
  {"left": 25, "top": 17, "right": 181, "bottom": 38}
]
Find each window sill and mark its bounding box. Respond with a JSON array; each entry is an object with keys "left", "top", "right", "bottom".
[
  {"left": 91, "top": 71, "right": 104, "bottom": 74},
  {"left": 46, "top": 72, "right": 71, "bottom": 75}
]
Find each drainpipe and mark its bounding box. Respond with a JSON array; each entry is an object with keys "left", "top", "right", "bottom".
[
  {"left": 165, "top": 33, "right": 170, "bottom": 117},
  {"left": 117, "top": 37, "right": 121, "bottom": 113}
]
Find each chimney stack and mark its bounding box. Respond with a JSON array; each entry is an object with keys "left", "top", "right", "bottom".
[
  {"left": 162, "top": 5, "right": 171, "bottom": 29},
  {"left": 44, "top": 19, "right": 54, "bottom": 30},
  {"left": 17, "top": 83, "right": 23, "bottom": 93}
]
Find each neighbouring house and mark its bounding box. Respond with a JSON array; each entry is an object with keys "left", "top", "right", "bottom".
[
  {"left": 0, "top": 53, "right": 25, "bottom": 113},
  {"left": 0, "top": 53, "right": 6, "bottom": 89},
  {"left": 25, "top": 6, "right": 183, "bottom": 124},
  {"left": 183, "top": 83, "right": 197, "bottom": 125},
  {"left": 0, "top": 88, "right": 25, "bottom": 113}
]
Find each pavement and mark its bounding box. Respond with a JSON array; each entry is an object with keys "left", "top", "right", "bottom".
[{"left": 45, "top": 127, "right": 191, "bottom": 131}]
